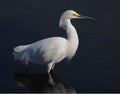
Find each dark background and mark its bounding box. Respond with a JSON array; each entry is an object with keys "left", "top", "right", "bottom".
[{"left": 0, "top": 0, "right": 120, "bottom": 93}]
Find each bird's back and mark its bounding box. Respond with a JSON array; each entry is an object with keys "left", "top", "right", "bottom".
[{"left": 30, "top": 37, "right": 68, "bottom": 53}]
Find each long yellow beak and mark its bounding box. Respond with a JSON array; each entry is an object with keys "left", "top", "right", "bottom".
[{"left": 73, "top": 13, "right": 95, "bottom": 20}]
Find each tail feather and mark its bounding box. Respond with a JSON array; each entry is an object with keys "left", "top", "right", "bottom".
[
  {"left": 13, "top": 45, "right": 29, "bottom": 52},
  {"left": 13, "top": 45, "right": 29, "bottom": 61}
]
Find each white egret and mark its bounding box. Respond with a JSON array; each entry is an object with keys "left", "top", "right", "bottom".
[{"left": 13, "top": 10, "right": 94, "bottom": 73}]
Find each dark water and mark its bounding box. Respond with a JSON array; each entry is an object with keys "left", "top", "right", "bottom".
[{"left": 0, "top": 0, "right": 120, "bottom": 93}]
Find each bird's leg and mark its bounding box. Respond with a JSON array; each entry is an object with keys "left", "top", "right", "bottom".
[
  {"left": 51, "top": 63, "right": 55, "bottom": 69},
  {"left": 48, "top": 72, "right": 54, "bottom": 85},
  {"left": 47, "top": 62, "right": 54, "bottom": 73}
]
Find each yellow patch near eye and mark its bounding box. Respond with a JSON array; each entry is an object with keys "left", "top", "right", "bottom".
[{"left": 73, "top": 13, "right": 80, "bottom": 17}]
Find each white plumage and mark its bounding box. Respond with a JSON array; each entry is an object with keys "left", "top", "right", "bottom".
[{"left": 13, "top": 10, "right": 93, "bottom": 73}]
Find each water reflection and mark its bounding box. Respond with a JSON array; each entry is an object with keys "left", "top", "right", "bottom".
[{"left": 14, "top": 71, "right": 76, "bottom": 93}]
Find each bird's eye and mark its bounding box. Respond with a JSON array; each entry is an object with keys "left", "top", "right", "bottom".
[{"left": 73, "top": 13, "right": 80, "bottom": 17}]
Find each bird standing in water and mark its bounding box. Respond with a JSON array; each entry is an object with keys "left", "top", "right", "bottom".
[{"left": 13, "top": 10, "right": 94, "bottom": 73}]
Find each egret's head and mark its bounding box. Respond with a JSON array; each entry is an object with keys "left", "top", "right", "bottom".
[
  {"left": 61, "top": 10, "right": 80, "bottom": 19},
  {"left": 59, "top": 10, "right": 94, "bottom": 28}
]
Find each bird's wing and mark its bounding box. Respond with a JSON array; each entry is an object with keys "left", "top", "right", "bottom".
[
  {"left": 26, "top": 37, "right": 68, "bottom": 63},
  {"left": 42, "top": 46, "right": 67, "bottom": 62}
]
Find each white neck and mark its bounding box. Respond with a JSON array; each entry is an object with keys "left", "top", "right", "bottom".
[{"left": 59, "top": 18, "right": 79, "bottom": 59}]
